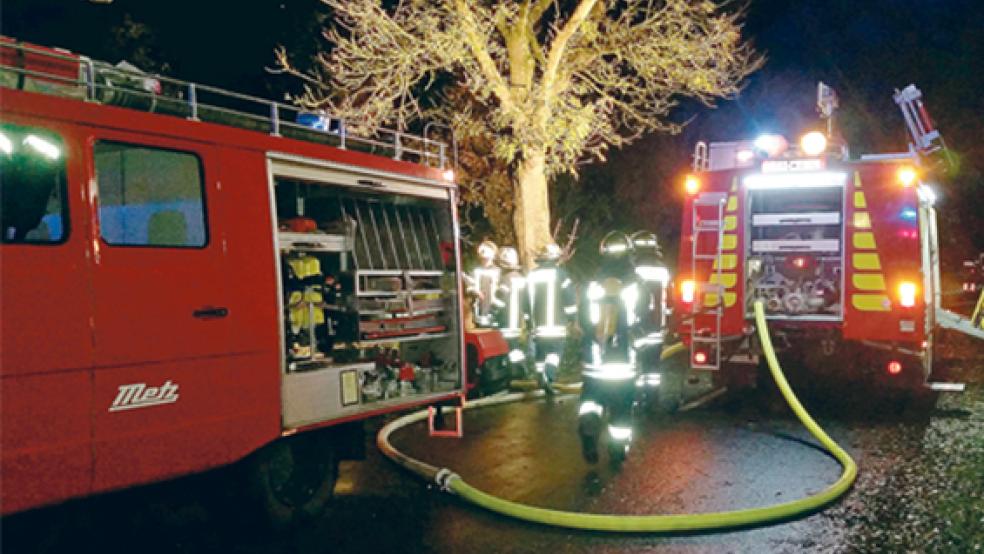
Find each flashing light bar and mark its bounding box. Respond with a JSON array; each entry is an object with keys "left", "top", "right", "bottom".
[{"left": 744, "top": 171, "right": 846, "bottom": 190}]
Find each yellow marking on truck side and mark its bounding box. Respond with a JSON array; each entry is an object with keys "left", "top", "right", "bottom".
[
  {"left": 712, "top": 254, "right": 738, "bottom": 270},
  {"left": 723, "top": 215, "right": 738, "bottom": 231},
  {"left": 705, "top": 292, "right": 737, "bottom": 308},
  {"left": 853, "top": 212, "right": 871, "bottom": 229},
  {"left": 709, "top": 273, "right": 738, "bottom": 288},
  {"left": 852, "top": 232, "right": 877, "bottom": 250},
  {"left": 854, "top": 171, "right": 862, "bottom": 188},
  {"left": 721, "top": 234, "right": 738, "bottom": 250},
  {"left": 726, "top": 195, "right": 738, "bottom": 212},
  {"left": 853, "top": 191, "right": 867, "bottom": 209},
  {"left": 731, "top": 178, "right": 738, "bottom": 192},
  {"left": 852, "top": 294, "right": 890, "bottom": 311},
  {"left": 853, "top": 252, "right": 882, "bottom": 270},
  {"left": 852, "top": 274, "right": 886, "bottom": 291}
]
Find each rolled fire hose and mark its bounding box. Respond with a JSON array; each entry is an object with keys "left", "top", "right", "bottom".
[{"left": 377, "top": 301, "right": 857, "bottom": 532}]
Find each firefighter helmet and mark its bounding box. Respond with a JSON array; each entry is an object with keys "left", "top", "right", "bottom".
[
  {"left": 477, "top": 240, "right": 498, "bottom": 263},
  {"left": 629, "top": 230, "right": 662, "bottom": 261},
  {"left": 498, "top": 246, "right": 520, "bottom": 269},
  {"left": 535, "top": 242, "right": 563, "bottom": 263},
  {"left": 599, "top": 231, "right": 633, "bottom": 258}
]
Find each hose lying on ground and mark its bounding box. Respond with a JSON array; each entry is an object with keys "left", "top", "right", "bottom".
[{"left": 377, "top": 301, "right": 857, "bottom": 532}]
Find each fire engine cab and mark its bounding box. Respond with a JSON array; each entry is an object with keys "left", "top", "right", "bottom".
[
  {"left": 676, "top": 82, "right": 981, "bottom": 390},
  {"left": 0, "top": 37, "right": 468, "bottom": 524}
]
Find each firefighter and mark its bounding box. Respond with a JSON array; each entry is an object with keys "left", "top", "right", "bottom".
[
  {"left": 466, "top": 240, "right": 504, "bottom": 328},
  {"left": 578, "top": 232, "right": 639, "bottom": 464},
  {"left": 495, "top": 246, "right": 530, "bottom": 378},
  {"left": 629, "top": 230, "right": 670, "bottom": 392},
  {"left": 527, "top": 242, "right": 577, "bottom": 393}
]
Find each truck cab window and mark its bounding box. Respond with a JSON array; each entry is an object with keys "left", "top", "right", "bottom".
[
  {"left": 0, "top": 123, "right": 68, "bottom": 244},
  {"left": 94, "top": 142, "right": 207, "bottom": 248}
]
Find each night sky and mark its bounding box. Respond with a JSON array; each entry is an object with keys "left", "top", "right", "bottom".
[{"left": 3, "top": 0, "right": 981, "bottom": 260}]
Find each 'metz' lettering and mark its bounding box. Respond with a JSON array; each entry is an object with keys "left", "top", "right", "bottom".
[{"left": 109, "top": 380, "right": 180, "bottom": 412}]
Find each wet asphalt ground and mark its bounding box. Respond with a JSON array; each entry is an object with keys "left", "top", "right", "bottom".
[{"left": 4, "top": 336, "right": 982, "bottom": 553}]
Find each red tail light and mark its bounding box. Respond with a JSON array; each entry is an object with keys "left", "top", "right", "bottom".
[
  {"left": 694, "top": 351, "right": 708, "bottom": 365},
  {"left": 887, "top": 361, "right": 902, "bottom": 375}
]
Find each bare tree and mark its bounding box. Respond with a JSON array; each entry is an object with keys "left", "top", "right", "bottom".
[{"left": 276, "top": 0, "right": 761, "bottom": 265}]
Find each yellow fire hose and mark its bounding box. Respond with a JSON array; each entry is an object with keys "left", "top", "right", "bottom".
[{"left": 377, "top": 301, "right": 857, "bottom": 532}]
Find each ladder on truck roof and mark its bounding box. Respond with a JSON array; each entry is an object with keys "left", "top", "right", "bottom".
[
  {"left": 0, "top": 37, "right": 449, "bottom": 168},
  {"left": 690, "top": 192, "right": 728, "bottom": 370}
]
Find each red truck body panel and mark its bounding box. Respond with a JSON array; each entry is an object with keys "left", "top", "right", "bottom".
[{"left": 1, "top": 72, "right": 459, "bottom": 513}]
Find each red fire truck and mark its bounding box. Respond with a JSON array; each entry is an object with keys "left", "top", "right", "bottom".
[
  {"left": 675, "top": 82, "right": 980, "bottom": 390},
  {"left": 0, "top": 38, "right": 470, "bottom": 524}
]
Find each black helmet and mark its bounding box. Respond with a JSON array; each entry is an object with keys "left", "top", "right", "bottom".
[
  {"left": 629, "top": 230, "right": 662, "bottom": 263},
  {"left": 599, "top": 231, "right": 633, "bottom": 258}
]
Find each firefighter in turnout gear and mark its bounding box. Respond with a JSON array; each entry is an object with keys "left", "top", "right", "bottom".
[
  {"left": 629, "top": 230, "right": 670, "bottom": 393},
  {"left": 466, "top": 240, "right": 504, "bottom": 328},
  {"left": 495, "top": 246, "right": 530, "bottom": 378},
  {"left": 578, "top": 232, "right": 639, "bottom": 464},
  {"left": 527, "top": 242, "right": 577, "bottom": 393}
]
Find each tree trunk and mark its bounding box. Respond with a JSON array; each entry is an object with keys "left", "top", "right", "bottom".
[{"left": 513, "top": 150, "right": 553, "bottom": 268}]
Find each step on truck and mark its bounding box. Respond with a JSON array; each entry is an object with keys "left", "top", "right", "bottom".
[
  {"left": 0, "top": 37, "right": 469, "bottom": 526},
  {"left": 674, "top": 82, "right": 980, "bottom": 392}
]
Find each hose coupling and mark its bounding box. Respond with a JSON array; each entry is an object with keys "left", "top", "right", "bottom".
[{"left": 435, "top": 468, "right": 459, "bottom": 492}]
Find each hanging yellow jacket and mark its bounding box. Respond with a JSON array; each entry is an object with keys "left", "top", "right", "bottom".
[
  {"left": 288, "top": 288, "right": 325, "bottom": 334},
  {"left": 287, "top": 254, "right": 322, "bottom": 281}
]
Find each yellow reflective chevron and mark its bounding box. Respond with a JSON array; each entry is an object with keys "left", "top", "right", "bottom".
[
  {"left": 854, "top": 171, "right": 863, "bottom": 188},
  {"left": 709, "top": 273, "right": 738, "bottom": 288},
  {"left": 853, "top": 212, "right": 871, "bottom": 229},
  {"left": 712, "top": 254, "right": 738, "bottom": 270},
  {"left": 721, "top": 234, "right": 738, "bottom": 250},
  {"left": 726, "top": 196, "right": 738, "bottom": 212},
  {"left": 853, "top": 191, "right": 867, "bottom": 209},
  {"left": 852, "top": 274, "right": 886, "bottom": 291},
  {"left": 704, "top": 292, "right": 737, "bottom": 308},
  {"left": 853, "top": 253, "right": 882, "bottom": 270},
  {"left": 723, "top": 215, "right": 737, "bottom": 231},
  {"left": 852, "top": 232, "right": 877, "bottom": 250},
  {"left": 852, "top": 294, "right": 890, "bottom": 311}
]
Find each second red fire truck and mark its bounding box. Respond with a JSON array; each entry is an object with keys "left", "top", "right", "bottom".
[{"left": 675, "top": 82, "right": 980, "bottom": 391}]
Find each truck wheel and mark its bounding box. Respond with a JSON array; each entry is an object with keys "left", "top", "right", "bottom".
[
  {"left": 651, "top": 364, "right": 684, "bottom": 415},
  {"left": 246, "top": 430, "right": 338, "bottom": 531}
]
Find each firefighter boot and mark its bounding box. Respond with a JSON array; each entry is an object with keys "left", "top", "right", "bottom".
[{"left": 577, "top": 402, "right": 603, "bottom": 464}]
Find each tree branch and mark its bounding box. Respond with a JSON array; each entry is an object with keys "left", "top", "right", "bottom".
[
  {"left": 453, "top": 0, "right": 517, "bottom": 115},
  {"left": 541, "top": 0, "right": 598, "bottom": 103}
]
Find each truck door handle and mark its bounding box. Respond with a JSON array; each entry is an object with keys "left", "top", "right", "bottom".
[{"left": 193, "top": 306, "right": 229, "bottom": 319}]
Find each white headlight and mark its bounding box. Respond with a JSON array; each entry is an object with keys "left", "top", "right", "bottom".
[{"left": 799, "top": 131, "right": 827, "bottom": 156}]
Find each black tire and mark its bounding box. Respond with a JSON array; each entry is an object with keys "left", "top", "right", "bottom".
[
  {"left": 651, "top": 364, "right": 684, "bottom": 415},
  {"left": 244, "top": 430, "right": 339, "bottom": 531}
]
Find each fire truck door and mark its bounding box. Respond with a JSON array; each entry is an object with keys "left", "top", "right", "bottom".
[
  {"left": 0, "top": 122, "right": 94, "bottom": 514},
  {"left": 85, "top": 131, "right": 233, "bottom": 491}
]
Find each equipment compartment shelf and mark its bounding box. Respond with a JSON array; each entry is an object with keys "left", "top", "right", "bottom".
[
  {"left": 752, "top": 212, "right": 840, "bottom": 226},
  {"left": 278, "top": 232, "right": 352, "bottom": 252},
  {"left": 752, "top": 239, "right": 841, "bottom": 253}
]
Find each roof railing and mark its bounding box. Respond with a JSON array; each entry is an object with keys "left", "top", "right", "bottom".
[{"left": 0, "top": 38, "right": 448, "bottom": 168}]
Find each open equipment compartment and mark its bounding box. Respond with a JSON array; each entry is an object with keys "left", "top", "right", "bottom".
[
  {"left": 744, "top": 177, "right": 845, "bottom": 320},
  {"left": 269, "top": 157, "right": 462, "bottom": 428}
]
